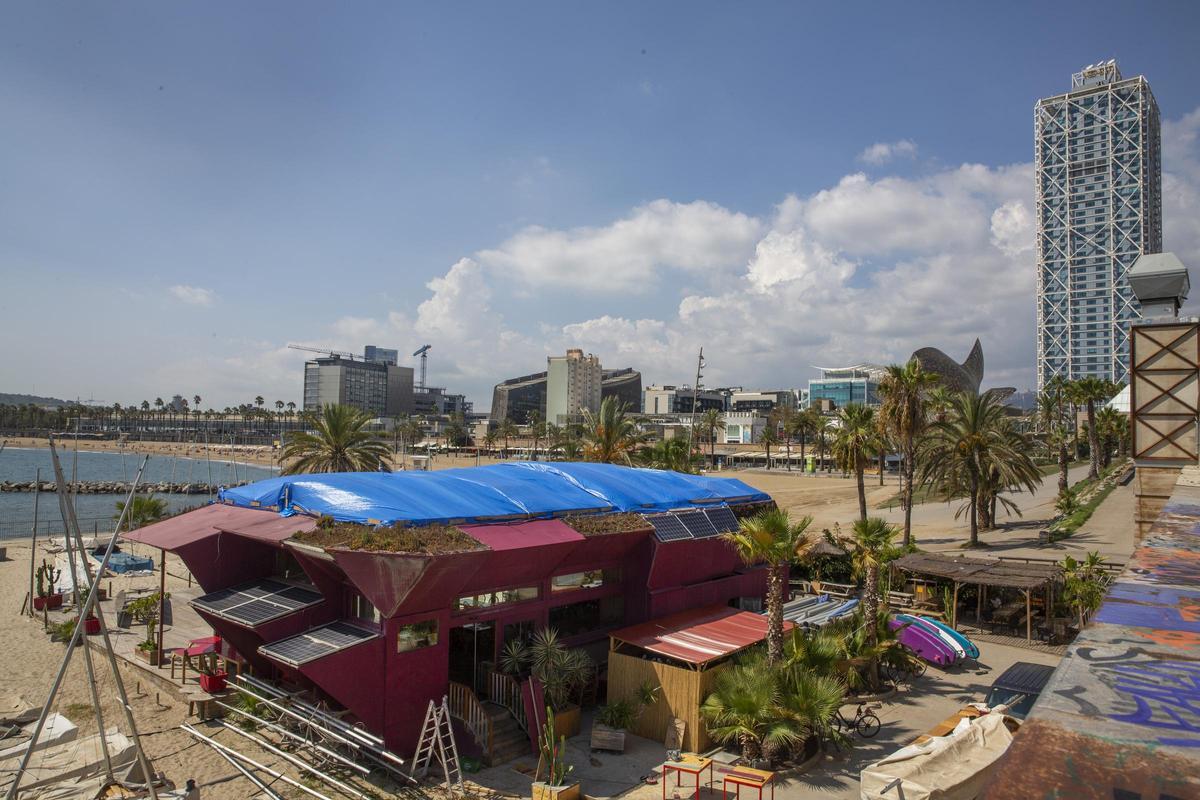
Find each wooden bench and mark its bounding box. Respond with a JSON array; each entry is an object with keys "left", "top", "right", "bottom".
[
  {"left": 817, "top": 581, "right": 855, "bottom": 600},
  {"left": 887, "top": 590, "right": 915, "bottom": 609}
]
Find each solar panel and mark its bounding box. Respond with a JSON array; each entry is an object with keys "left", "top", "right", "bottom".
[
  {"left": 192, "top": 578, "right": 324, "bottom": 627},
  {"left": 705, "top": 506, "right": 740, "bottom": 534},
  {"left": 676, "top": 509, "right": 720, "bottom": 539},
  {"left": 648, "top": 513, "right": 692, "bottom": 543},
  {"left": 260, "top": 622, "right": 379, "bottom": 667}
]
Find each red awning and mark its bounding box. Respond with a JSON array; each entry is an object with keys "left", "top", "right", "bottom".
[
  {"left": 123, "top": 504, "right": 316, "bottom": 550},
  {"left": 459, "top": 519, "right": 584, "bottom": 551},
  {"left": 611, "top": 605, "right": 787, "bottom": 666}
]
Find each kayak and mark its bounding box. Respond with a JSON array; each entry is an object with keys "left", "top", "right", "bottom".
[
  {"left": 897, "top": 614, "right": 966, "bottom": 662},
  {"left": 917, "top": 615, "right": 980, "bottom": 660},
  {"left": 890, "top": 617, "right": 958, "bottom": 666}
]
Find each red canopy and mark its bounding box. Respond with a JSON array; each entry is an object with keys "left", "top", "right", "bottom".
[
  {"left": 123, "top": 504, "right": 316, "bottom": 550},
  {"left": 459, "top": 519, "right": 584, "bottom": 551},
  {"left": 610, "top": 605, "right": 786, "bottom": 666}
]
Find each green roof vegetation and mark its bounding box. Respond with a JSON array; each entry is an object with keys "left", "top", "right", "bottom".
[{"left": 294, "top": 520, "right": 485, "bottom": 554}]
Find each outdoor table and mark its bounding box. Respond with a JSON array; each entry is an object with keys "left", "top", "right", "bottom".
[
  {"left": 169, "top": 636, "right": 226, "bottom": 684},
  {"left": 662, "top": 754, "right": 713, "bottom": 800},
  {"left": 722, "top": 766, "right": 774, "bottom": 800}
]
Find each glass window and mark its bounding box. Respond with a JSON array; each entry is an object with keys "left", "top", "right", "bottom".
[
  {"left": 397, "top": 620, "right": 438, "bottom": 653},
  {"left": 454, "top": 586, "right": 539, "bottom": 612},
  {"left": 551, "top": 568, "right": 622, "bottom": 592},
  {"left": 352, "top": 594, "right": 381, "bottom": 625},
  {"left": 549, "top": 596, "right": 625, "bottom": 638}
]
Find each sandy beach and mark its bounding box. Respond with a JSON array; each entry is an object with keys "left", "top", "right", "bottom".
[{"left": 1, "top": 437, "right": 283, "bottom": 469}]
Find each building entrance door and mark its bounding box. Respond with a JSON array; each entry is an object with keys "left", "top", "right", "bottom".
[{"left": 448, "top": 621, "right": 495, "bottom": 696}]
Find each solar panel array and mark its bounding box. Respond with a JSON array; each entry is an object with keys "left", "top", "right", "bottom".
[
  {"left": 192, "top": 579, "right": 323, "bottom": 627},
  {"left": 647, "top": 506, "right": 741, "bottom": 543},
  {"left": 260, "top": 621, "right": 379, "bottom": 667}
]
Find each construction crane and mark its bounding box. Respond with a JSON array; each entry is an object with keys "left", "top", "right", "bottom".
[
  {"left": 412, "top": 345, "right": 431, "bottom": 390},
  {"left": 288, "top": 343, "right": 358, "bottom": 360}
]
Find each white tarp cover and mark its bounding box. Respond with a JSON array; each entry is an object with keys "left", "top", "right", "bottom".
[
  {"left": 0, "top": 729, "right": 135, "bottom": 793},
  {"left": 0, "top": 713, "right": 79, "bottom": 760},
  {"left": 859, "top": 712, "right": 1016, "bottom": 800}
]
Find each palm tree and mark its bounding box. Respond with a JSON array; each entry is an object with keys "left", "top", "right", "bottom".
[
  {"left": 483, "top": 428, "right": 499, "bottom": 455},
  {"left": 698, "top": 408, "right": 725, "bottom": 468},
  {"left": 699, "top": 661, "right": 799, "bottom": 761},
  {"left": 527, "top": 410, "right": 545, "bottom": 460},
  {"left": 878, "top": 359, "right": 940, "bottom": 547},
  {"left": 1037, "top": 377, "right": 1072, "bottom": 494},
  {"left": 833, "top": 404, "right": 878, "bottom": 522},
  {"left": 1094, "top": 406, "right": 1124, "bottom": 470},
  {"left": 919, "top": 392, "right": 1042, "bottom": 547},
  {"left": 722, "top": 509, "right": 816, "bottom": 663},
  {"left": 280, "top": 404, "right": 392, "bottom": 474},
  {"left": 581, "top": 398, "right": 648, "bottom": 464},
  {"left": 1068, "top": 377, "right": 1117, "bottom": 480},
  {"left": 839, "top": 518, "right": 898, "bottom": 691},
  {"left": 813, "top": 414, "right": 833, "bottom": 474},
  {"left": 1062, "top": 551, "right": 1108, "bottom": 630},
  {"left": 497, "top": 418, "right": 519, "bottom": 458},
  {"left": 791, "top": 409, "right": 816, "bottom": 474},
  {"left": 926, "top": 386, "right": 953, "bottom": 423},
  {"left": 758, "top": 425, "right": 779, "bottom": 470},
  {"left": 773, "top": 406, "right": 796, "bottom": 471},
  {"left": 115, "top": 495, "right": 169, "bottom": 530},
  {"left": 639, "top": 438, "right": 698, "bottom": 473}
]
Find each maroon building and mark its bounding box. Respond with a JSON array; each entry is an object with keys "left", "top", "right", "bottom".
[{"left": 126, "top": 463, "right": 772, "bottom": 759}]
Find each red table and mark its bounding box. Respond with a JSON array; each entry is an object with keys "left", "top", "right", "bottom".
[
  {"left": 662, "top": 755, "right": 713, "bottom": 800},
  {"left": 722, "top": 767, "right": 774, "bottom": 800}
]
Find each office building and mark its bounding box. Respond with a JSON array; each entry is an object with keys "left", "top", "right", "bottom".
[
  {"left": 490, "top": 365, "right": 643, "bottom": 423},
  {"left": 363, "top": 345, "right": 399, "bottom": 366},
  {"left": 302, "top": 354, "right": 414, "bottom": 417},
  {"left": 807, "top": 365, "right": 884, "bottom": 410},
  {"left": 1035, "top": 60, "right": 1162, "bottom": 388},
  {"left": 546, "top": 349, "right": 602, "bottom": 425},
  {"left": 729, "top": 389, "right": 797, "bottom": 414},
  {"left": 413, "top": 387, "right": 471, "bottom": 417},
  {"left": 642, "top": 385, "right": 727, "bottom": 415},
  {"left": 721, "top": 412, "right": 767, "bottom": 444}
]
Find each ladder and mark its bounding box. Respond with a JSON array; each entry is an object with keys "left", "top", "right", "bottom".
[{"left": 411, "top": 696, "right": 463, "bottom": 792}]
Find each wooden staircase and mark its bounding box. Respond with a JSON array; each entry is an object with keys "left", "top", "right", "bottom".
[
  {"left": 482, "top": 702, "right": 530, "bottom": 765},
  {"left": 447, "top": 681, "right": 531, "bottom": 766}
]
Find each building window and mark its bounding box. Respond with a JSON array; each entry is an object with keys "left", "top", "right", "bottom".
[
  {"left": 352, "top": 594, "right": 381, "bottom": 625},
  {"left": 551, "top": 568, "right": 622, "bottom": 593},
  {"left": 397, "top": 620, "right": 438, "bottom": 653},
  {"left": 549, "top": 596, "right": 625, "bottom": 638},
  {"left": 454, "top": 586, "right": 539, "bottom": 612}
]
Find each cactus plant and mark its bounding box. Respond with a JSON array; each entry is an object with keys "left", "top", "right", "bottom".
[
  {"left": 537, "top": 705, "right": 573, "bottom": 787},
  {"left": 35, "top": 561, "right": 61, "bottom": 598}
]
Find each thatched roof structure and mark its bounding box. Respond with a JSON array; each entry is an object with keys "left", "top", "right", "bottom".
[{"left": 892, "top": 553, "right": 1061, "bottom": 590}]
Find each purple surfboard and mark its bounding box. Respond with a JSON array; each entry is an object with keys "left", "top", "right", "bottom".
[{"left": 889, "top": 617, "right": 957, "bottom": 666}]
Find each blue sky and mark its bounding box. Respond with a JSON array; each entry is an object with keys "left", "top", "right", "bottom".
[{"left": 4, "top": 1, "right": 1200, "bottom": 409}]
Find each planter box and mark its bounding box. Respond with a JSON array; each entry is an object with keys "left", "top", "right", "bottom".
[
  {"left": 551, "top": 705, "right": 581, "bottom": 739},
  {"left": 590, "top": 722, "right": 626, "bottom": 753},
  {"left": 34, "top": 593, "right": 64, "bottom": 612},
  {"left": 135, "top": 647, "right": 164, "bottom": 666},
  {"left": 532, "top": 782, "right": 580, "bottom": 800},
  {"left": 200, "top": 671, "right": 228, "bottom": 694},
  {"left": 83, "top": 617, "right": 101, "bottom": 636}
]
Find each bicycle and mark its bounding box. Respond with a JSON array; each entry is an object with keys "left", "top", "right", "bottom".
[
  {"left": 833, "top": 702, "right": 882, "bottom": 738},
  {"left": 883, "top": 656, "right": 927, "bottom": 687}
]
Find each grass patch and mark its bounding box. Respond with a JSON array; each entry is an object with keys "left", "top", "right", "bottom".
[
  {"left": 294, "top": 522, "right": 485, "bottom": 554},
  {"left": 877, "top": 461, "right": 1087, "bottom": 510},
  {"left": 1049, "top": 460, "right": 1130, "bottom": 541},
  {"left": 562, "top": 512, "right": 650, "bottom": 536},
  {"left": 62, "top": 702, "right": 94, "bottom": 723}
]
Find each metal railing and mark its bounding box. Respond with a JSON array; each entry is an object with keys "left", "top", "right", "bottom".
[
  {"left": 447, "top": 681, "right": 492, "bottom": 759},
  {"left": 488, "top": 671, "right": 527, "bottom": 732}
]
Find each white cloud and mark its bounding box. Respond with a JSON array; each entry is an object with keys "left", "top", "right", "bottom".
[
  {"left": 476, "top": 199, "right": 763, "bottom": 292},
  {"left": 858, "top": 139, "right": 918, "bottom": 165},
  {"left": 168, "top": 285, "right": 215, "bottom": 306},
  {"left": 990, "top": 200, "right": 1034, "bottom": 258}
]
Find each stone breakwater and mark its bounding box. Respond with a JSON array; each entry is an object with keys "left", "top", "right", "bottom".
[{"left": 0, "top": 481, "right": 249, "bottom": 494}]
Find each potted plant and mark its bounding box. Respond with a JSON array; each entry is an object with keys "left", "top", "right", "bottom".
[
  {"left": 591, "top": 682, "right": 658, "bottom": 753},
  {"left": 198, "top": 662, "right": 229, "bottom": 693},
  {"left": 531, "top": 705, "right": 579, "bottom": 800},
  {"left": 500, "top": 628, "right": 592, "bottom": 738},
  {"left": 33, "top": 561, "right": 63, "bottom": 611},
  {"left": 127, "top": 592, "right": 168, "bottom": 665}
]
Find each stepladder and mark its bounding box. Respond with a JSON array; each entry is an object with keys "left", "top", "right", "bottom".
[{"left": 411, "top": 695, "right": 463, "bottom": 793}]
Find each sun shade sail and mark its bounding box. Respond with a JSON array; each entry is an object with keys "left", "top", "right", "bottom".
[
  {"left": 218, "top": 462, "right": 769, "bottom": 526},
  {"left": 610, "top": 605, "right": 787, "bottom": 665}
]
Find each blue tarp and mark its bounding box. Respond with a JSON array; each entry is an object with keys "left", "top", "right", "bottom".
[
  {"left": 90, "top": 550, "right": 154, "bottom": 573},
  {"left": 217, "top": 462, "right": 770, "bottom": 526}
]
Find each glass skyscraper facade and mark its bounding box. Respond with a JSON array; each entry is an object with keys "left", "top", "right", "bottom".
[{"left": 1035, "top": 61, "right": 1161, "bottom": 389}]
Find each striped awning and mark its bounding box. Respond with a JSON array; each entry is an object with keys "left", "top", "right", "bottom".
[{"left": 610, "top": 605, "right": 787, "bottom": 666}]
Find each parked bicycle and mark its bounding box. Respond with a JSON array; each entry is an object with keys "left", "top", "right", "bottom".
[
  {"left": 883, "top": 656, "right": 927, "bottom": 687},
  {"left": 833, "top": 702, "right": 882, "bottom": 738}
]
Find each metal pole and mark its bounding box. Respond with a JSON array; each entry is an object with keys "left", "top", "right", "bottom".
[
  {"left": 209, "top": 745, "right": 286, "bottom": 800},
  {"left": 213, "top": 702, "right": 370, "bottom": 775},
  {"left": 157, "top": 550, "right": 166, "bottom": 658},
  {"left": 179, "top": 725, "right": 332, "bottom": 800},
  {"left": 27, "top": 468, "right": 40, "bottom": 619},
  {"left": 215, "top": 720, "right": 370, "bottom": 799}
]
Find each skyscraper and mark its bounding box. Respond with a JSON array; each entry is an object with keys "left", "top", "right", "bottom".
[
  {"left": 1035, "top": 60, "right": 1162, "bottom": 389},
  {"left": 546, "top": 349, "right": 602, "bottom": 424}
]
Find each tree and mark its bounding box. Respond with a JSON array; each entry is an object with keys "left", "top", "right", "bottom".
[
  {"left": 838, "top": 518, "right": 899, "bottom": 691},
  {"left": 926, "top": 386, "right": 952, "bottom": 423},
  {"left": 639, "top": 438, "right": 698, "bottom": 473},
  {"left": 919, "top": 392, "right": 1042, "bottom": 547},
  {"left": 1095, "top": 406, "right": 1125, "bottom": 469},
  {"left": 833, "top": 404, "right": 878, "bottom": 522},
  {"left": 582, "top": 398, "right": 648, "bottom": 465},
  {"left": 758, "top": 425, "right": 779, "bottom": 470},
  {"left": 255, "top": 395, "right": 265, "bottom": 411},
  {"left": 443, "top": 413, "right": 469, "bottom": 448},
  {"left": 813, "top": 414, "right": 833, "bottom": 474},
  {"left": 791, "top": 409, "right": 816, "bottom": 474},
  {"left": 772, "top": 406, "right": 797, "bottom": 471},
  {"left": 698, "top": 408, "right": 725, "bottom": 468},
  {"left": 1037, "top": 377, "right": 1072, "bottom": 494},
  {"left": 1062, "top": 551, "right": 1108, "bottom": 630},
  {"left": 878, "top": 359, "right": 939, "bottom": 547},
  {"left": 1068, "top": 377, "right": 1117, "bottom": 480},
  {"left": 700, "top": 661, "right": 799, "bottom": 761},
  {"left": 722, "top": 509, "right": 816, "bottom": 664},
  {"left": 483, "top": 428, "right": 499, "bottom": 455},
  {"left": 115, "top": 495, "right": 169, "bottom": 530},
  {"left": 497, "top": 418, "right": 519, "bottom": 458},
  {"left": 280, "top": 404, "right": 391, "bottom": 474},
  {"left": 527, "top": 410, "right": 546, "bottom": 460}
]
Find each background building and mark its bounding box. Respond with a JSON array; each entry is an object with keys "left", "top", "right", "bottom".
[
  {"left": 642, "top": 385, "right": 727, "bottom": 415},
  {"left": 721, "top": 411, "right": 766, "bottom": 444},
  {"left": 729, "top": 389, "right": 797, "bottom": 414},
  {"left": 1035, "top": 60, "right": 1162, "bottom": 389},
  {"left": 546, "top": 349, "right": 602, "bottom": 424},
  {"left": 807, "top": 365, "right": 883, "bottom": 410},
  {"left": 302, "top": 353, "right": 414, "bottom": 417},
  {"left": 490, "top": 364, "right": 643, "bottom": 423},
  {"left": 363, "top": 345, "right": 399, "bottom": 366}
]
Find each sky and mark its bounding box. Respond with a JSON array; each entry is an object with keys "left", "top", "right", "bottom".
[{"left": 3, "top": 1, "right": 1200, "bottom": 411}]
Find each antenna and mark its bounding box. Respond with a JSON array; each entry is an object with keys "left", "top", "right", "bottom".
[{"left": 412, "top": 345, "right": 432, "bottom": 390}]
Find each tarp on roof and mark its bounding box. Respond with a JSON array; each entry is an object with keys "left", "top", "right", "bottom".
[
  {"left": 217, "top": 462, "right": 770, "bottom": 526},
  {"left": 122, "top": 504, "right": 316, "bottom": 551},
  {"left": 610, "top": 605, "right": 786, "bottom": 666}
]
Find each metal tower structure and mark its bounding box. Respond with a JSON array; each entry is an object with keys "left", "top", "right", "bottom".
[
  {"left": 412, "top": 344, "right": 431, "bottom": 390},
  {"left": 1034, "top": 60, "right": 1161, "bottom": 390}
]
